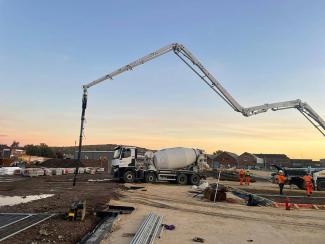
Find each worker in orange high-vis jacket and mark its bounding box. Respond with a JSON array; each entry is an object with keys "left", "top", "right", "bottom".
[
  {"left": 276, "top": 170, "right": 286, "bottom": 195},
  {"left": 239, "top": 169, "right": 244, "bottom": 185},
  {"left": 245, "top": 170, "right": 251, "bottom": 186},
  {"left": 303, "top": 173, "right": 313, "bottom": 196}
]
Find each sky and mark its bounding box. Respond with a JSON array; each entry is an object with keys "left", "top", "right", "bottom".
[{"left": 0, "top": 0, "right": 324, "bottom": 160}]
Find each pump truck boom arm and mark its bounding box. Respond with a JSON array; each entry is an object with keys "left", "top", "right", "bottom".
[
  {"left": 84, "top": 43, "right": 243, "bottom": 112},
  {"left": 83, "top": 42, "right": 325, "bottom": 135},
  {"left": 73, "top": 42, "right": 325, "bottom": 186}
]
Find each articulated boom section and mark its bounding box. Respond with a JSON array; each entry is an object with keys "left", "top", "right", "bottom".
[
  {"left": 82, "top": 43, "right": 325, "bottom": 136},
  {"left": 243, "top": 99, "right": 325, "bottom": 136},
  {"left": 298, "top": 102, "right": 325, "bottom": 136}
]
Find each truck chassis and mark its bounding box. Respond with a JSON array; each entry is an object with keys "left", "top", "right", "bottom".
[{"left": 112, "top": 166, "right": 201, "bottom": 185}]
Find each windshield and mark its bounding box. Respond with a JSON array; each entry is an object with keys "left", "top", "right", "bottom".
[{"left": 113, "top": 148, "right": 121, "bottom": 159}]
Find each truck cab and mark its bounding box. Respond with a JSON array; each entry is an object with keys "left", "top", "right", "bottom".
[
  {"left": 112, "top": 146, "right": 143, "bottom": 182},
  {"left": 112, "top": 146, "right": 137, "bottom": 168}
]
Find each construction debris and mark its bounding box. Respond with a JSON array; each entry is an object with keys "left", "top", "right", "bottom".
[
  {"left": 0, "top": 167, "right": 104, "bottom": 177},
  {"left": 0, "top": 167, "right": 22, "bottom": 176},
  {"left": 203, "top": 184, "right": 227, "bottom": 202},
  {"left": 79, "top": 205, "right": 134, "bottom": 244},
  {"left": 198, "top": 180, "right": 209, "bottom": 190},
  {"left": 64, "top": 200, "right": 86, "bottom": 221},
  {"left": 130, "top": 213, "right": 163, "bottom": 244},
  {"left": 231, "top": 188, "right": 274, "bottom": 206},
  {"left": 163, "top": 224, "right": 175, "bottom": 230},
  {"left": 0, "top": 213, "right": 55, "bottom": 242},
  {"left": 193, "top": 237, "right": 205, "bottom": 243}
]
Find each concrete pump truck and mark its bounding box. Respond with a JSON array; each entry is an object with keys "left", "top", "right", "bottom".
[{"left": 73, "top": 43, "right": 325, "bottom": 186}]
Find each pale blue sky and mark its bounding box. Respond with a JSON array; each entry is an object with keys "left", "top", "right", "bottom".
[{"left": 0, "top": 0, "right": 324, "bottom": 159}]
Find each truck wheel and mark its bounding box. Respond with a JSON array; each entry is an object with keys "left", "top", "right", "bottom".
[
  {"left": 145, "top": 172, "right": 156, "bottom": 183},
  {"left": 190, "top": 174, "right": 200, "bottom": 185},
  {"left": 123, "top": 171, "right": 135, "bottom": 183},
  {"left": 177, "top": 173, "right": 188, "bottom": 185},
  {"left": 317, "top": 179, "right": 325, "bottom": 191},
  {"left": 291, "top": 177, "right": 305, "bottom": 189}
]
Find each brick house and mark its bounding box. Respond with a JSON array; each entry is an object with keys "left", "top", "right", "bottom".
[
  {"left": 321, "top": 159, "right": 325, "bottom": 167},
  {"left": 238, "top": 152, "right": 264, "bottom": 169},
  {"left": 290, "top": 159, "right": 320, "bottom": 168},
  {"left": 253, "top": 153, "right": 290, "bottom": 169},
  {"left": 206, "top": 154, "right": 216, "bottom": 168},
  {"left": 213, "top": 151, "right": 239, "bottom": 168},
  {"left": 0, "top": 144, "right": 11, "bottom": 159}
]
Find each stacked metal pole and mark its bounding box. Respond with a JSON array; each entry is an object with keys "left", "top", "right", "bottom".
[{"left": 130, "top": 213, "right": 163, "bottom": 244}]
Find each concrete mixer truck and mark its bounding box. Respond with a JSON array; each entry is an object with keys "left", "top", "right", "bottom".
[{"left": 111, "top": 146, "right": 208, "bottom": 184}]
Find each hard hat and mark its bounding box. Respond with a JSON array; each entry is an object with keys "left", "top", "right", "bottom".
[{"left": 279, "top": 170, "right": 283, "bottom": 173}]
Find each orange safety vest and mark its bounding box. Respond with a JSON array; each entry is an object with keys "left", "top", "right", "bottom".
[
  {"left": 303, "top": 175, "right": 312, "bottom": 183},
  {"left": 239, "top": 170, "right": 244, "bottom": 176},
  {"left": 276, "top": 175, "right": 286, "bottom": 184}
]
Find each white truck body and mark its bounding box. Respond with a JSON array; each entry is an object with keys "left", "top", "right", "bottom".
[
  {"left": 313, "top": 170, "right": 325, "bottom": 190},
  {"left": 152, "top": 147, "right": 202, "bottom": 170},
  {"left": 111, "top": 146, "right": 208, "bottom": 184}
]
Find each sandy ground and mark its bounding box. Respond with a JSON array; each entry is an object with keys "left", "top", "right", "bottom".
[{"left": 106, "top": 181, "right": 325, "bottom": 244}]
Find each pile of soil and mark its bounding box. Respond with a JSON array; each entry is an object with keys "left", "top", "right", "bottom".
[
  {"left": 28, "top": 159, "right": 108, "bottom": 170},
  {"left": 37, "top": 159, "right": 86, "bottom": 168}
]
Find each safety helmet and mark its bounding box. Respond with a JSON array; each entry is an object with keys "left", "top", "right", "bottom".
[{"left": 279, "top": 170, "right": 284, "bottom": 174}]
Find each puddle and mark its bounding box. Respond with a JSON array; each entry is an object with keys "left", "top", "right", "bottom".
[{"left": 0, "top": 194, "right": 54, "bottom": 207}]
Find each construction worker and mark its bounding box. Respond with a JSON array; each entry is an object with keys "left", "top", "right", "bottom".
[
  {"left": 245, "top": 170, "right": 251, "bottom": 186},
  {"left": 239, "top": 169, "right": 244, "bottom": 185},
  {"left": 302, "top": 173, "right": 313, "bottom": 196},
  {"left": 276, "top": 170, "right": 286, "bottom": 195}
]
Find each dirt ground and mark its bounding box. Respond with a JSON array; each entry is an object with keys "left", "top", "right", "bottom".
[
  {"left": 107, "top": 181, "right": 325, "bottom": 244},
  {"left": 0, "top": 173, "right": 119, "bottom": 244}
]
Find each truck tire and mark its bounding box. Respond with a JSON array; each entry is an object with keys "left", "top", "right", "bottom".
[
  {"left": 189, "top": 174, "right": 200, "bottom": 185},
  {"left": 145, "top": 172, "right": 156, "bottom": 183},
  {"left": 123, "top": 171, "right": 135, "bottom": 183},
  {"left": 291, "top": 177, "right": 305, "bottom": 189},
  {"left": 317, "top": 179, "right": 325, "bottom": 191},
  {"left": 177, "top": 173, "right": 188, "bottom": 185}
]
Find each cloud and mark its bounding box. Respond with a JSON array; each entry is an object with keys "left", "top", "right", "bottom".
[{"left": 0, "top": 134, "right": 7, "bottom": 137}]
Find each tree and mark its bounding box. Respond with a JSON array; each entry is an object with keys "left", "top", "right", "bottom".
[
  {"left": 24, "top": 143, "right": 55, "bottom": 158},
  {"left": 213, "top": 150, "right": 223, "bottom": 155},
  {"left": 11, "top": 141, "right": 20, "bottom": 149},
  {"left": 25, "top": 144, "right": 39, "bottom": 156},
  {"left": 39, "top": 143, "right": 55, "bottom": 157}
]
